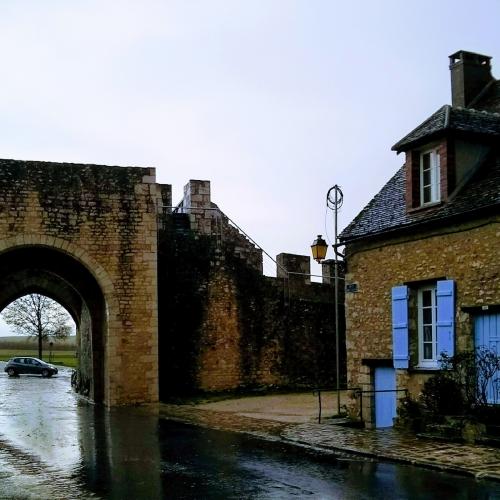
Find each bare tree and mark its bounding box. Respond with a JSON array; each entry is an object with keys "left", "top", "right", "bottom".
[{"left": 2, "top": 294, "right": 72, "bottom": 359}]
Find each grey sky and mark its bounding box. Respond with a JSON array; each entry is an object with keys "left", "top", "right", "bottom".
[{"left": 0, "top": 1, "right": 499, "bottom": 332}]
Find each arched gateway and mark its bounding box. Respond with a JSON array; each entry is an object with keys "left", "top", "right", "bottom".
[{"left": 0, "top": 159, "right": 160, "bottom": 406}]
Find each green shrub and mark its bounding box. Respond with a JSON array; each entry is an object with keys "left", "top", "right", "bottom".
[
  {"left": 420, "top": 374, "right": 464, "bottom": 418},
  {"left": 396, "top": 396, "right": 425, "bottom": 431}
]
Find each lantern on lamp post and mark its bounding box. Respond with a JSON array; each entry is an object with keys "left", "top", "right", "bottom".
[
  {"left": 311, "top": 235, "right": 328, "bottom": 263},
  {"left": 311, "top": 185, "right": 343, "bottom": 417}
]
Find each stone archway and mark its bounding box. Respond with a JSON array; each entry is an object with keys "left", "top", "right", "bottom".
[
  {"left": 0, "top": 159, "right": 161, "bottom": 406},
  {"left": 0, "top": 245, "right": 106, "bottom": 402}
]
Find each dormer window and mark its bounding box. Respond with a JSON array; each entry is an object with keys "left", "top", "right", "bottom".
[
  {"left": 420, "top": 148, "right": 440, "bottom": 205},
  {"left": 404, "top": 139, "right": 454, "bottom": 212}
]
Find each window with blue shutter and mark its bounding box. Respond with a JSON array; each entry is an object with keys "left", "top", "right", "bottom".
[
  {"left": 417, "top": 285, "right": 437, "bottom": 367},
  {"left": 436, "top": 279, "right": 455, "bottom": 359},
  {"left": 392, "top": 285, "right": 409, "bottom": 369}
]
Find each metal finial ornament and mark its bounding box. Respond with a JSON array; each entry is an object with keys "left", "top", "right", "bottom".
[{"left": 326, "top": 185, "right": 343, "bottom": 210}]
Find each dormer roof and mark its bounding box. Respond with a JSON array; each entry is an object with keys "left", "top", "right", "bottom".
[
  {"left": 339, "top": 151, "right": 500, "bottom": 243},
  {"left": 392, "top": 105, "right": 500, "bottom": 153}
]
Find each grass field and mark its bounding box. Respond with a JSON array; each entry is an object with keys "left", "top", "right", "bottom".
[
  {"left": 0, "top": 335, "right": 76, "bottom": 350},
  {"left": 0, "top": 349, "right": 77, "bottom": 368}
]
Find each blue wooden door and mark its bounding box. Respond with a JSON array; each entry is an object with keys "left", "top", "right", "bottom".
[
  {"left": 374, "top": 367, "right": 396, "bottom": 428},
  {"left": 475, "top": 313, "right": 500, "bottom": 404}
]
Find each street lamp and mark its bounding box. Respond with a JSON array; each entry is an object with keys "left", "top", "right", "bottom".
[
  {"left": 311, "top": 185, "right": 343, "bottom": 417},
  {"left": 311, "top": 235, "right": 328, "bottom": 263}
]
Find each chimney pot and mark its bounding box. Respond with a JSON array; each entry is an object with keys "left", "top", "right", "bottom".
[{"left": 449, "top": 50, "right": 493, "bottom": 108}]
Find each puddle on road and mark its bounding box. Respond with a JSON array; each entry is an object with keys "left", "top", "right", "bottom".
[
  {"left": 0, "top": 446, "right": 99, "bottom": 499},
  {"left": 0, "top": 367, "right": 99, "bottom": 498},
  {"left": 0, "top": 366, "right": 163, "bottom": 498}
]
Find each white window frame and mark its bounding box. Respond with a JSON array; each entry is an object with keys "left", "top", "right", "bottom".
[
  {"left": 420, "top": 148, "right": 441, "bottom": 205},
  {"left": 417, "top": 285, "right": 438, "bottom": 368}
]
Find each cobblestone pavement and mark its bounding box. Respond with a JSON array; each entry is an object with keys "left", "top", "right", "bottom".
[{"left": 160, "top": 400, "right": 500, "bottom": 482}]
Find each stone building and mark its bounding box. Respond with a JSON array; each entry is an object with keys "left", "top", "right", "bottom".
[{"left": 340, "top": 51, "right": 500, "bottom": 428}]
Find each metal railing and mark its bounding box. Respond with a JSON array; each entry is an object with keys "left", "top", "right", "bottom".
[
  {"left": 159, "top": 204, "right": 287, "bottom": 278},
  {"left": 312, "top": 387, "right": 408, "bottom": 424},
  {"left": 312, "top": 386, "right": 350, "bottom": 423},
  {"left": 353, "top": 388, "right": 408, "bottom": 424},
  {"left": 159, "top": 204, "right": 344, "bottom": 281}
]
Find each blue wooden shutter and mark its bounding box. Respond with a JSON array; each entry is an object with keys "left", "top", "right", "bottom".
[
  {"left": 392, "top": 285, "right": 409, "bottom": 369},
  {"left": 436, "top": 279, "right": 455, "bottom": 359}
]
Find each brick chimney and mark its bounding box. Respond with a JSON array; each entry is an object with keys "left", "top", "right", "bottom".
[{"left": 449, "top": 51, "right": 493, "bottom": 108}]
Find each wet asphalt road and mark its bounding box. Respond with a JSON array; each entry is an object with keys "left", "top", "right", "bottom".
[{"left": 1, "top": 362, "right": 500, "bottom": 499}]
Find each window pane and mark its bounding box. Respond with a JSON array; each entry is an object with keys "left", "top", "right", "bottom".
[
  {"left": 424, "top": 343, "right": 433, "bottom": 359},
  {"left": 423, "top": 186, "right": 431, "bottom": 203},
  {"left": 423, "top": 168, "right": 431, "bottom": 186},
  {"left": 433, "top": 151, "right": 440, "bottom": 168},
  {"left": 422, "top": 153, "right": 430, "bottom": 170},
  {"left": 420, "top": 150, "right": 440, "bottom": 204},
  {"left": 423, "top": 308, "right": 432, "bottom": 324},
  {"left": 422, "top": 290, "right": 432, "bottom": 307},
  {"left": 431, "top": 153, "right": 440, "bottom": 201},
  {"left": 419, "top": 284, "right": 437, "bottom": 364},
  {"left": 423, "top": 325, "right": 433, "bottom": 341}
]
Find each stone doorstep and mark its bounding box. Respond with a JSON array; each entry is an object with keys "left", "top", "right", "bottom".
[{"left": 159, "top": 404, "right": 500, "bottom": 483}]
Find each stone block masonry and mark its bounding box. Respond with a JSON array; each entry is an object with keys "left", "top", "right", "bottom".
[
  {"left": 177, "top": 180, "right": 263, "bottom": 272},
  {"left": 0, "top": 159, "right": 161, "bottom": 406}
]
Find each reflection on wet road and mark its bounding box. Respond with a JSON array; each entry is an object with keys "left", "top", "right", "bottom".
[
  {"left": 0, "top": 363, "right": 96, "bottom": 498},
  {"left": 1, "top": 361, "right": 500, "bottom": 499}
]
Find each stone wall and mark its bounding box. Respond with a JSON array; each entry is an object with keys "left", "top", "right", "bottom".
[
  {"left": 158, "top": 219, "right": 345, "bottom": 397},
  {"left": 344, "top": 215, "right": 500, "bottom": 424},
  {"left": 0, "top": 159, "right": 160, "bottom": 406}
]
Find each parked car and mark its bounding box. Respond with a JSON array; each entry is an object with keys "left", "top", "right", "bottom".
[{"left": 4, "top": 357, "right": 58, "bottom": 378}]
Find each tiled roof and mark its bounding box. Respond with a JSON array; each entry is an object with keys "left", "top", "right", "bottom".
[
  {"left": 343, "top": 68, "right": 500, "bottom": 243},
  {"left": 392, "top": 105, "right": 500, "bottom": 152},
  {"left": 472, "top": 80, "right": 500, "bottom": 113},
  {"left": 340, "top": 152, "right": 500, "bottom": 242}
]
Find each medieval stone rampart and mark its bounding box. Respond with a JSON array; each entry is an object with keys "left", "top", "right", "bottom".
[{"left": 158, "top": 180, "right": 345, "bottom": 396}]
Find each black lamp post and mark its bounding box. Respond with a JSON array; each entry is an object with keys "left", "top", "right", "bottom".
[{"left": 311, "top": 185, "right": 343, "bottom": 417}]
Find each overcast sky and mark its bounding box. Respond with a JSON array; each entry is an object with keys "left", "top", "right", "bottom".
[{"left": 0, "top": 1, "right": 499, "bottom": 333}]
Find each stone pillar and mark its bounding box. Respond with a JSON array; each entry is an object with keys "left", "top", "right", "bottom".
[
  {"left": 321, "top": 259, "right": 335, "bottom": 284},
  {"left": 182, "top": 180, "right": 212, "bottom": 234},
  {"left": 158, "top": 184, "right": 172, "bottom": 230},
  {"left": 276, "top": 253, "right": 310, "bottom": 285}
]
